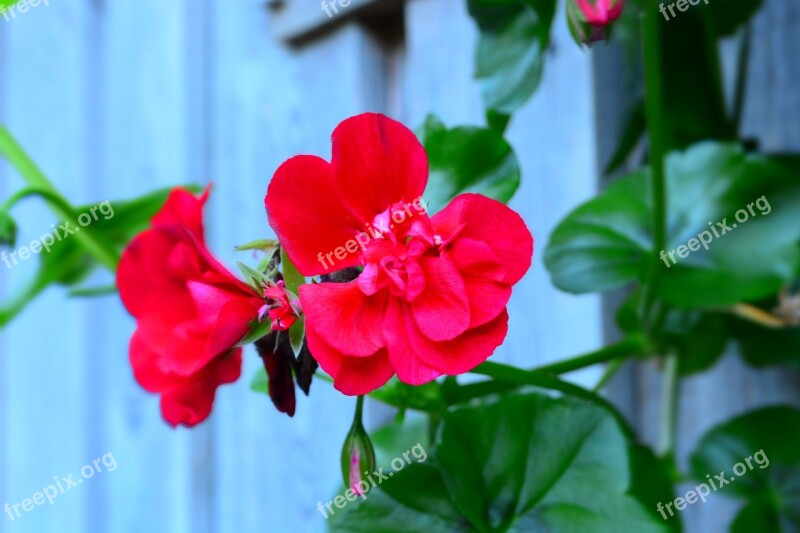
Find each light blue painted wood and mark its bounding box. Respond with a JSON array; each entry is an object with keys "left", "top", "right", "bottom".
[
  {"left": 0, "top": 1, "right": 94, "bottom": 532},
  {"left": 93, "top": 0, "right": 206, "bottom": 532},
  {"left": 0, "top": 1, "right": 794, "bottom": 532},
  {"left": 206, "top": 2, "right": 382, "bottom": 531},
  {"left": 404, "top": 0, "right": 603, "bottom": 386}
]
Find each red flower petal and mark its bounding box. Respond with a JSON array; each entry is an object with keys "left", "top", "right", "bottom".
[
  {"left": 446, "top": 238, "right": 512, "bottom": 328},
  {"left": 383, "top": 300, "right": 443, "bottom": 385},
  {"left": 330, "top": 113, "right": 428, "bottom": 222},
  {"left": 411, "top": 255, "right": 470, "bottom": 341},
  {"left": 304, "top": 326, "right": 394, "bottom": 396},
  {"left": 433, "top": 194, "right": 533, "bottom": 285},
  {"left": 298, "top": 281, "right": 387, "bottom": 357},
  {"left": 266, "top": 156, "right": 364, "bottom": 276},
  {"left": 159, "top": 349, "right": 242, "bottom": 428},
  {"left": 151, "top": 186, "right": 209, "bottom": 238},
  {"left": 419, "top": 309, "right": 509, "bottom": 375}
]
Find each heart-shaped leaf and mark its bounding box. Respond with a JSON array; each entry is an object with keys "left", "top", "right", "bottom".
[{"left": 545, "top": 143, "right": 800, "bottom": 308}]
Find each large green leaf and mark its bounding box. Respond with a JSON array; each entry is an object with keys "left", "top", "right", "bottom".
[
  {"left": 330, "top": 393, "right": 669, "bottom": 532},
  {"left": 544, "top": 143, "right": 800, "bottom": 308},
  {"left": 419, "top": 115, "right": 521, "bottom": 213},
  {"left": 690, "top": 406, "right": 800, "bottom": 531},
  {"left": 467, "top": 0, "right": 556, "bottom": 115}
]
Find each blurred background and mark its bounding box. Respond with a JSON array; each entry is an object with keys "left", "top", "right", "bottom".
[{"left": 0, "top": 0, "right": 797, "bottom": 532}]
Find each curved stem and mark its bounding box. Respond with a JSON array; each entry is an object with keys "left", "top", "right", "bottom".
[
  {"left": 464, "top": 337, "right": 646, "bottom": 400},
  {"left": 0, "top": 126, "right": 120, "bottom": 271},
  {"left": 2, "top": 186, "right": 77, "bottom": 215},
  {"left": 593, "top": 357, "right": 625, "bottom": 392}
]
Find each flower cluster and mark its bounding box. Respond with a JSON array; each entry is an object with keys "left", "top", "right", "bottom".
[{"left": 119, "top": 113, "right": 533, "bottom": 426}]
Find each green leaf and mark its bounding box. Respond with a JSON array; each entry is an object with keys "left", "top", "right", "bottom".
[
  {"left": 237, "top": 261, "right": 269, "bottom": 293},
  {"left": 661, "top": 311, "right": 729, "bottom": 374},
  {"left": 280, "top": 246, "right": 305, "bottom": 294},
  {"left": 419, "top": 114, "right": 521, "bottom": 213},
  {"left": 690, "top": 406, "right": 800, "bottom": 531},
  {"left": 708, "top": 0, "right": 763, "bottom": 37},
  {"left": 628, "top": 445, "right": 682, "bottom": 532},
  {"left": 467, "top": 0, "right": 556, "bottom": 115},
  {"left": 370, "top": 414, "right": 432, "bottom": 472},
  {"left": 238, "top": 318, "right": 271, "bottom": 347},
  {"left": 235, "top": 238, "right": 279, "bottom": 252},
  {"left": 604, "top": 100, "right": 646, "bottom": 176},
  {"left": 727, "top": 317, "right": 800, "bottom": 368},
  {"left": 331, "top": 393, "right": 669, "bottom": 532},
  {"left": 659, "top": 10, "right": 732, "bottom": 148},
  {"left": 280, "top": 248, "right": 305, "bottom": 355},
  {"left": 544, "top": 142, "right": 800, "bottom": 308},
  {"left": 288, "top": 316, "right": 304, "bottom": 357},
  {"left": 368, "top": 377, "right": 446, "bottom": 414}
]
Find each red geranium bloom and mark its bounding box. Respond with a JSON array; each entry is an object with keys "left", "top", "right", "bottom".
[
  {"left": 118, "top": 187, "right": 264, "bottom": 427},
  {"left": 265, "top": 113, "right": 533, "bottom": 395}
]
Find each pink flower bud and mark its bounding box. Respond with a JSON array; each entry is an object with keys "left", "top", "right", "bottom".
[
  {"left": 340, "top": 398, "right": 376, "bottom": 496},
  {"left": 567, "top": 0, "right": 624, "bottom": 47}
]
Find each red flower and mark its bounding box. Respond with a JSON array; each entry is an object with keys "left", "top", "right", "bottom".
[
  {"left": 260, "top": 280, "right": 301, "bottom": 331},
  {"left": 118, "top": 187, "right": 264, "bottom": 427},
  {"left": 265, "top": 113, "right": 533, "bottom": 395}
]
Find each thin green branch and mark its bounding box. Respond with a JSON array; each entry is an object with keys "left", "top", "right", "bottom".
[
  {"left": 593, "top": 357, "right": 625, "bottom": 392},
  {"left": 0, "top": 126, "right": 120, "bottom": 271},
  {"left": 639, "top": 5, "right": 668, "bottom": 332}
]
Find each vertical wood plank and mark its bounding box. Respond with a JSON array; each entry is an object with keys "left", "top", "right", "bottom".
[
  {"left": 0, "top": 1, "right": 93, "bottom": 532},
  {"left": 92, "top": 0, "right": 207, "bottom": 531},
  {"left": 403, "top": 0, "right": 603, "bottom": 386},
  {"left": 207, "top": 2, "right": 389, "bottom": 531}
]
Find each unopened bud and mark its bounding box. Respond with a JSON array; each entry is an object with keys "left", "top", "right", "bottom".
[
  {"left": 567, "top": 0, "right": 624, "bottom": 47},
  {"left": 340, "top": 397, "right": 376, "bottom": 497}
]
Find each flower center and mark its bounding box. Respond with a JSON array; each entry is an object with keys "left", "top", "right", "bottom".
[{"left": 355, "top": 202, "right": 441, "bottom": 301}]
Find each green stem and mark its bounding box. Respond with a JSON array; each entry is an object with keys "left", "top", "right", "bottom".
[
  {"left": 354, "top": 394, "right": 365, "bottom": 423},
  {"left": 658, "top": 354, "right": 679, "bottom": 456},
  {"left": 593, "top": 357, "right": 625, "bottom": 392},
  {"left": 1, "top": 186, "right": 77, "bottom": 215},
  {"left": 466, "top": 337, "right": 645, "bottom": 398},
  {"left": 639, "top": 5, "right": 668, "bottom": 332},
  {"left": 0, "top": 126, "right": 120, "bottom": 270}
]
